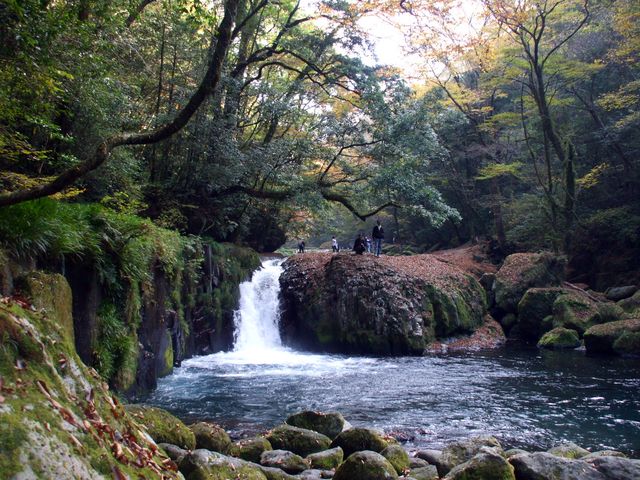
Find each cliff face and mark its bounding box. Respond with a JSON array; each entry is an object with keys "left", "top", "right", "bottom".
[
  {"left": 0, "top": 277, "right": 180, "bottom": 479},
  {"left": 1, "top": 242, "right": 260, "bottom": 397},
  {"left": 279, "top": 253, "right": 488, "bottom": 355}
]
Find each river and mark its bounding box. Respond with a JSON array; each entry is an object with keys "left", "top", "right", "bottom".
[{"left": 147, "top": 258, "right": 640, "bottom": 455}]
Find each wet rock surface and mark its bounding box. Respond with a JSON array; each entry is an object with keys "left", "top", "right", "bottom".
[{"left": 279, "top": 253, "right": 487, "bottom": 355}]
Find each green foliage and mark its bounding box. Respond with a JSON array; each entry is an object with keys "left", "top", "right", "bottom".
[
  {"left": 93, "top": 302, "right": 137, "bottom": 383},
  {"left": 475, "top": 163, "right": 523, "bottom": 181},
  {"left": 0, "top": 199, "right": 102, "bottom": 260}
]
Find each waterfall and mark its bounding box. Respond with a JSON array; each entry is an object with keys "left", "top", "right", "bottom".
[{"left": 232, "top": 258, "right": 284, "bottom": 353}]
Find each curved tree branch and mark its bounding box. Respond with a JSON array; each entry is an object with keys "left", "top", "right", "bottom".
[{"left": 0, "top": 0, "right": 241, "bottom": 207}]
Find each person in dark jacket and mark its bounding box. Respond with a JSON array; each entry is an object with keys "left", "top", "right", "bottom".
[
  {"left": 297, "top": 240, "right": 305, "bottom": 253},
  {"left": 352, "top": 233, "right": 366, "bottom": 255},
  {"left": 372, "top": 219, "right": 384, "bottom": 256}
]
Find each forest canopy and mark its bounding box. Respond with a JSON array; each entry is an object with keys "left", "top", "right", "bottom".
[{"left": 0, "top": 0, "right": 638, "bottom": 283}]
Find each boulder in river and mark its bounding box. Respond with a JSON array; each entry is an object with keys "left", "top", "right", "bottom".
[
  {"left": 494, "top": 252, "right": 565, "bottom": 314},
  {"left": 279, "top": 253, "right": 486, "bottom": 355},
  {"left": 260, "top": 449, "right": 309, "bottom": 474},
  {"left": 537, "top": 327, "right": 581, "bottom": 349},
  {"left": 286, "top": 411, "right": 347, "bottom": 439},
  {"left": 582, "top": 455, "right": 640, "bottom": 479},
  {"left": 547, "top": 441, "right": 590, "bottom": 459},
  {"left": 443, "top": 449, "right": 515, "bottom": 480},
  {"left": 517, "top": 287, "right": 566, "bottom": 340},
  {"left": 333, "top": 451, "right": 398, "bottom": 480},
  {"left": 235, "top": 436, "right": 274, "bottom": 463},
  {"left": 509, "top": 452, "right": 605, "bottom": 480},
  {"left": 552, "top": 291, "right": 600, "bottom": 335},
  {"left": 584, "top": 318, "right": 640, "bottom": 355},
  {"left": 306, "top": 446, "right": 344, "bottom": 469},
  {"left": 266, "top": 424, "right": 332, "bottom": 457},
  {"left": 437, "top": 435, "right": 502, "bottom": 476},
  {"left": 331, "top": 427, "right": 390, "bottom": 457},
  {"left": 181, "top": 449, "right": 267, "bottom": 480},
  {"left": 190, "top": 421, "right": 233, "bottom": 454},
  {"left": 408, "top": 465, "right": 439, "bottom": 480},
  {"left": 605, "top": 285, "right": 638, "bottom": 301},
  {"left": 414, "top": 449, "right": 442, "bottom": 466},
  {"left": 381, "top": 444, "right": 411, "bottom": 474}
]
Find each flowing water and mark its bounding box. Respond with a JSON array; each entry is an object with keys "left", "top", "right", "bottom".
[{"left": 148, "top": 258, "right": 640, "bottom": 455}]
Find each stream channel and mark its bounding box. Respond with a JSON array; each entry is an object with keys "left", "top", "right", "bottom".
[{"left": 147, "top": 258, "right": 640, "bottom": 455}]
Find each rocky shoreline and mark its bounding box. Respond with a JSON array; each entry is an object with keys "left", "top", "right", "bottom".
[{"left": 128, "top": 406, "right": 640, "bottom": 480}]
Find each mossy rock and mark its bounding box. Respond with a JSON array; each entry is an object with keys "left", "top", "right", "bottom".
[
  {"left": 618, "top": 291, "right": 640, "bottom": 316},
  {"left": 443, "top": 450, "right": 515, "bottom": 480},
  {"left": 126, "top": 405, "right": 196, "bottom": 450},
  {"left": 612, "top": 331, "right": 640, "bottom": 356},
  {"left": 260, "top": 450, "right": 309, "bottom": 474},
  {"left": 581, "top": 450, "right": 627, "bottom": 460},
  {"left": 552, "top": 292, "right": 600, "bottom": 335},
  {"left": 537, "top": 327, "right": 581, "bottom": 349},
  {"left": 381, "top": 444, "right": 410, "bottom": 474},
  {"left": 305, "top": 446, "right": 344, "bottom": 469},
  {"left": 494, "top": 253, "right": 565, "bottom": 314},
  {"left": 286, "top": 410, "right": 347, "bottom": 439},
  {"left": 547, "top": 442, "right": 590, "bottom": 459},
  {"left": 517, "top": 288, "right": 566, "bottom": 340},
  {"left": 584, "top": 318, "right": 640, "bottom": 354},
  {"left": 438, "top": 436, "right": 502, "bottom": 477},
  {"left": 331, "top": 428, "right": 389, "bottom": 457},
  {"left": 235, "top": 437, "right": 273, "bottom": 463},
  {"left": 190, "top": 422, "right": 233, "bottom": 454},
  {"left": 499, "top": 313, "right": 518, "bottom": 333},
  {"left": 265, "top": 424, "right": 331, "bottom": 457},
  {"left": 333, "top": 451, "right": 398, "bottom": 480},
  {"left": 0, "top": 300, "right": 183, "bottom": 479},
  {"left": 22, "top": 271, "right": 74, "bottom": 345},
  {"left": 181, "top": 449, "right": 267, "bottom": 480},
  {"left": 159, "top": 443, "right": 188, "bottom": 465},
  {"left": 410, "top": 465, "right": 439, "bottom": 480}
]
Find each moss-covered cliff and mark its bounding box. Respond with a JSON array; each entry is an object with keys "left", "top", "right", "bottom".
[
  {"left": 0, "top": 199, "right": 260, "bottom": 397},
  {"left": 0, "top": 277, "right": 181, "bottom": 479}
]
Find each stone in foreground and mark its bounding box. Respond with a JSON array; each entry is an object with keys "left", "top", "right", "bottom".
[
  {"left": 547, "top": 441, "right": 590, "bottom": 459},
  {"left": 286, "top": 411, "right": 347, "bottom": 439},
  {"left": 537, "top": 327, "right": 581, "bottom": 349},
  {"left": 333, "top": 451, "right": 399, "bottom": 480},
  {"left": 509, "top": 452, "right": 605, "bottom": 480},
  {"left": 444, "top": 450, "right": 515, "bottom": 480},
  {"left": 126, "top": 405, "right": 196, "bottom": 450},
  {"left": 190, "top": 421, "right": 233, "bottom": 454},
  {"left": 408, "top": 465, "right": 439, "bottom": 480},
  {"left": 330, "top": 427, "right": 390, "bottom": 457},
  {"left": 260, "top": 449, "right": 309, "bottom": 474},
  {"left": 381, "top": 444, "right": 411, "bottom": 474},
  {"left": 266, "top": 424, "right": 332, "bottom": 457},
  {"left": 181, "top": 449, "right": 267, "bottom": 480},
  {"left": 306, "top": 446, "right": 344, "bottom": 469},
  {"left": 235, "top": 436, "right": 274, "bottom": 463},
  {"left": 438, "top": 435, "right": 502, "bottom": 476},
  {"left": 584, "top": 319, "right": 640, "bottom": 355}
]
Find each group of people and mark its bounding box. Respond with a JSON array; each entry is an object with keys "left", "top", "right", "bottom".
[
  {"left": 329, "top": 219, "right": 385, "bottom": 257},
  {"left": 352, "top": 219, "right": 384, "bottom": 256},
  {"left": 297, "top": 219, "right": 385, "bottom": 257}
]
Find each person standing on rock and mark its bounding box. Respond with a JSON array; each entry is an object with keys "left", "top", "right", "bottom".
[
  {"left": 297, "top": 240, "right": 305, "bottom": 253},
  {"left": 372, "top": 219, "right": 384, "bottom": 257},
  {"left": 332, "top": 236, "right": 339, "bottom": 252}
]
